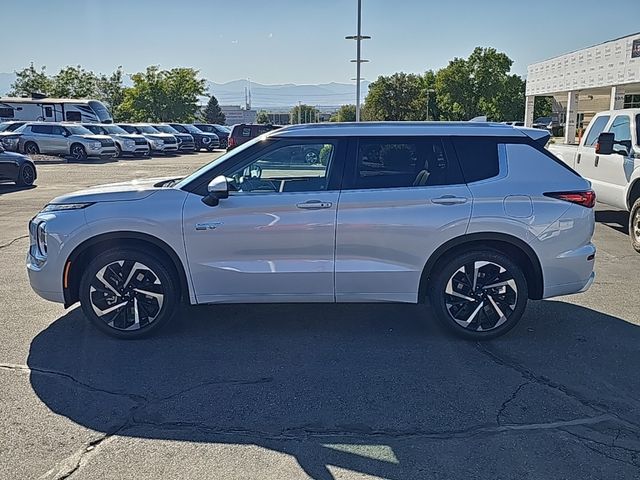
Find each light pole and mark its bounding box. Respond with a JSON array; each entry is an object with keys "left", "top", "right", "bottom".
[
  {"left": 345, "top": 0, "right": 370, "bottom": 122},
  {"left": 426, "top": 89, "right": 435, "bottom": 121}
]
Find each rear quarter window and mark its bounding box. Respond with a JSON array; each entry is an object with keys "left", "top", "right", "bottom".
[{"left": 452, "top": 137, "right": 500, "bottom": 183}]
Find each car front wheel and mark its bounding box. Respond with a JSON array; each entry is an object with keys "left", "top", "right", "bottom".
[
  {"left": 79, "top": 248, "right": 179, "bottom": 339},
  {"left": 429, "top": 250, "right": 528, "bottom": 340}
]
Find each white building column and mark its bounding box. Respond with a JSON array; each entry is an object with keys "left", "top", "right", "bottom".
[
  {"left": 564, "top": 91, "right": 579, "bottom": 145},
  {"left": 610, "top": 86, "right": 625, "bottom": 110},
  {"left": 524, "top": 95, "right": 535, "bottom": 127}
]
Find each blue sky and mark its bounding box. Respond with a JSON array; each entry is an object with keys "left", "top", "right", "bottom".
[{"left": 2, "top": 0, "right": 639, "bottom": 84}]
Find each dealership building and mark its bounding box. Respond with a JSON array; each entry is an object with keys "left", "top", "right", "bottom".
[{"left": 525, "top": 32, "right": 640, "bottom": 143}]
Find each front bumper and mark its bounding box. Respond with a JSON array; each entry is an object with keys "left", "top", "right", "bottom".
[{"left": 88, "top": 147, "right": 117, "bottom": 158}]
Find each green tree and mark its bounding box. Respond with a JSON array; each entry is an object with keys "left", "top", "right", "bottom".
[
  {"left": 435, "top": 47, "right": 525, "bottom": 121},
  {"left": 534, "top": 96, "right": 553, "bottom": 119},
  {"left": 96, "top": 67, "right": 125, "bottom": 119},
  {"left": 50, "top": 66, "right": 99, "bottom": 98},
  {"left": 119, "top": 66, "right": 207, "bottom": 122},
  {"left": 330, "top": 104, "right": 357, "bottom": 122},
  {"left": 203, "top": 94, "right": 226, "bottom": 124},
  {"left": 361, "top": 73, "right": 427, "bottom": 121},
  {"left": 9, "top": 64, "right": 53, "bottom": 96},
  {"left": 256, "top": 110, "right": 270, "bottom": 124},
  {"left": 290, "top": 104, "right": 319, "bottom": 124}
]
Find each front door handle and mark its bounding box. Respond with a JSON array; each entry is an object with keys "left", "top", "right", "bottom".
[
  {"left": 296, "top": 200, "right": 332, "bottom": 210},
  {"left": 594, "top": 155, "right": 599, "bottom": 167},
  {"left": 431, "top": 195, "right": 468, "bottom": 205}
]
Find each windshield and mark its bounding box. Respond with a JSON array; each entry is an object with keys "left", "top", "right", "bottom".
[
  {"left": 88, "top": 100, "right": 113, "bottom": 123},
  {"left": 534, "top": 117, "right": 552, "bottom": 124},
  {"left": 215, "top": 125, "right": 231, "bottom": 133},
  {"left": 100, "top": 124, "right": 128, "bottom": 135},
  {"left": 83, "top": 125, "right": 105, "bottom": 135},
  {"left": 0, "top": 124, "right": 9, "bottom": 132},
  {"left": 184, "top": 124, "right": 204, "bottom": 134},
  {"left": 154, "top": 125, "right": 179, "bottom": 134},
  {"left": 65, "top": 124, "right": 94, "bottom": 135},
  {"left": 176, "top": 134, "right": 266, "bottom": 189},
  {"left": 137, "top": 125, "right": 160, "bottom": 134}
]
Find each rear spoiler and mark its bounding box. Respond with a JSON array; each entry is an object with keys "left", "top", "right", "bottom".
[{"left": 519, "top": 127, "right": 551, "bottom": 147}]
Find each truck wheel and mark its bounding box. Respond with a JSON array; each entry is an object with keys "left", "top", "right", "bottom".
[
  {"left": 79, "top": 248, "right": 179, "bottom": 339},
  {"left": 630, "top": 198, "right": 640, "bottom": 253},
  {"left": 428, "top": 250, "right": 528, "bottom": 340}
]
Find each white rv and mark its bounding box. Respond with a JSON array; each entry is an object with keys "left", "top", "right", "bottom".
[{"left": 0, "top": 96, "right": 113, "bottom": 123}]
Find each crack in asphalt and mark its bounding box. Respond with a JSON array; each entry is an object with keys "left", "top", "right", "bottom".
[
  {"left": 474, "top": 343, "right": 640, "bottom": 431},
  {"left": 560, "top": 428, "right": 640, "bottom": 469},
  {"left": 0, "top": 234, "right": 28, "bottom": 250},
  {"left": 496, "top": 381, "right": 529, "bottom": 425}
]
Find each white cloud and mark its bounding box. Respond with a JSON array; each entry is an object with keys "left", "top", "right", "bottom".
[{"left": 268, "top": 33, "right": 273, "bottom": 38}]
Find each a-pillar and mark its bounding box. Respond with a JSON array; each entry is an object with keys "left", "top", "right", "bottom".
[
  {"left": 564, "top": 91, "right": 579, "bottom": 145},
  {"left": 524, "top": 96, "right": 535, "bottom": 127},
  {"left": 610, "top": 86, "right": 625, "bottom": 110}
]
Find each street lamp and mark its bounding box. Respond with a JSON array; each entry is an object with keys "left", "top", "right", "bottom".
[{"left": 345, "top": 0, "right": 370, "bottom": 122}]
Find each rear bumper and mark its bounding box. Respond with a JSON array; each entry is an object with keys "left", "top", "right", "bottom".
[{"left": 542, "top": 243, "right": 596, "bottom": 299}]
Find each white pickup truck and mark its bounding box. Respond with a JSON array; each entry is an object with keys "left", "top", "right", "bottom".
[{"left": 548, "top": 109, "right": 640, "bottom": 252}]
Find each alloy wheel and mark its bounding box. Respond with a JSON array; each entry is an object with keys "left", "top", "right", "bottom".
[
  {"left": 72, "top": 145, "right": 86, "bottom": 160},
  {"left": 444, "top": 261, "right": 517, "bottom": 332},
  {"left": 26, "top": 143, "right": 38, "bottom": 155},
  {"left": 633, "top": 208, "right": 640, "bottom": 244},
  {"left": 89, "top": 260, "right": 165, "bottom": 331},
  {"left": 21, "top": 165, "right": 34, "bottom": 185}
]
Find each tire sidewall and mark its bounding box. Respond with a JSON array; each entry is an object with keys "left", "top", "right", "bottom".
[
  {"left": 630, "top": 198, "right": 640, "bottom": 253},
  {"left": 429, "top": 249, "right": 529, "bottom": 340},
  {"left": 71, "top": 144, "right": 87, "bottom": 160},
  {"left": 17, "top": 163, "right": 35, "bottom": 186},
  {"left": 79, "top": 248, "right": 179, "bottom": 339}
]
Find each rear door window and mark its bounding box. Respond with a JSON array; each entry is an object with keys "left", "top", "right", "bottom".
[
  {"left": 583, "top": 115, "right": 610, "bottom": 146},
  {"left": 348, "top": 137, "right": 463, "bottom": 189},
  {"left": 452, "top": 138, "right": 500, "bottom": 183}
]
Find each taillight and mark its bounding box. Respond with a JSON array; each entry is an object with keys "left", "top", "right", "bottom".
[
  {"left": 544, "top": 190, "right": 596, "bottom": 208},
  {"left": 228, "top": 137, "right": 236, "bottom": 148}
]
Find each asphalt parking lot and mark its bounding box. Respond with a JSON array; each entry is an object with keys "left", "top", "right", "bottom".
[{"left": 1, "top": 152, "right": 640, "bottom": 479}]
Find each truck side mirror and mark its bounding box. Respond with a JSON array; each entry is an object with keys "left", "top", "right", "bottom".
[{"left": 595, "top": 132, "right": 614, "bottom": 155}]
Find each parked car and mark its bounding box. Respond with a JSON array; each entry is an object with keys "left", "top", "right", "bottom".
[
  {"left": 117, "top": 124, "right": 179, "bottom": 155},
  {"left": 502, "top": 121, "right": 524, "bottom": 127},
  {"left": 533, "top": 116, "right": 563, "bottom": 136},
  {"left": 82, "top": 123, "right": 150, "bottom": 158},
  {"left": 193, "top": 123, "right": 230, "bottom": 149},
  {"left": 0, "top": 143, "right": 36, "bottom": 186},
  {"left": 27, "top": 122, "right": 596, "bottom": 340},
  {"left": 0, "top": 121, "right": 27, "bottom": 132},
  {"left": 18, "top": 122, "right": 116, "bottom": 160},
  {"left": 548, "top": 109, "right": 640, "bottom": 251},
  {"left": 167, "top": 123, "right": 219, "bottom": 151},
  {"left": 227, "top": 123, "right": 281, "bottom": 150},
  {"left": 152, "top": 124, "right": 196, "bottom": 152}
]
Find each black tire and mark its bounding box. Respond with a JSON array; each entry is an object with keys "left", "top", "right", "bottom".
[
  {"left": 428, "top": 249, "right": 528, "bottom": 340},
  {"left": 24, "top": 142, "right": 39, "bottom": 155},
  {"left": 79, "top": 248, "right": 179, "bottom": 339},
  {"left": 16, "top": 163, "right": 35, "bottom": 186},
  {"left": 115, "top": 144, "right": 122, "bottom": 158},
  {"left": 70, "top": 143, "right": 87, "bottom": 161},
  {"left": 629, "top": 197, "right": 640, "bottom": 253}
]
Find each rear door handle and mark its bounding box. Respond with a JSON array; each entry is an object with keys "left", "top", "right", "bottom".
[
  {"left": 296, "top": 200, "right": 332, "bottom": 209},
  {"left": 431, "top": 195, "right": 468, "bottom": 205}
]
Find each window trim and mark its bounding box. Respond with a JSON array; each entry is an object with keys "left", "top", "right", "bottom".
[
  {"left": 341, "top": 136, "right": 466, "bottom": 191},
  {"left": 607, "top": 114, "right": 632, "bottom": 143}
]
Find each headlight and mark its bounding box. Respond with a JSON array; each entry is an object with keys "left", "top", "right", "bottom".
[
  {"left": 89, "top": 141, "right": 102, "bottom": 149},
  {"left": 150, "top": 139, "right": 164, "bottom": 147},
  {"left": 124, "top": 140, "right": 135, "bottom": 148},
  {"left": 36, "top": 222, "right": 47, "bottom": 258},
  {"left": 41, "top": 202, "right": 94, "bottom": 213}
]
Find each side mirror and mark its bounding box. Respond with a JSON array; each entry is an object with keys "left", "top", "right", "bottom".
[
  {"left": 595, "top": 132, "right": 614, "bottom": 155},
  {"left": 202, "top": 175, "right": 229, "bottom": 206}
]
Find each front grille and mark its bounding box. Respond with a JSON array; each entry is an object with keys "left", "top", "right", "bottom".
[
  {"left": 100, "top": 139, "right": 114, "bottom": 147},
  {"left": 164, "top": 137, "right": 177, "bottom": 144}
]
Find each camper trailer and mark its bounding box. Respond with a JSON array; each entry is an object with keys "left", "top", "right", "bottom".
[{"left": 0, "top": 96, "right": 112, "bottom": 123}]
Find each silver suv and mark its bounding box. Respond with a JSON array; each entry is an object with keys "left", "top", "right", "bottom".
[
  {"left": 117, "top": 124, "right": 179, "bottom": 155},
  {"left": 82, "top": 123, "right": 150, "bottom": 158},
  {"left": 18, "top": 122, "right": 116, "bottom": 160},
  {"left": 27, "top": 122, "right": 596, "bottom": 340}
]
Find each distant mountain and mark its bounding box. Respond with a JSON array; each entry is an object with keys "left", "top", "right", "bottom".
[{"left": 0, "top": 72, "right": 368, "bottom": 109}]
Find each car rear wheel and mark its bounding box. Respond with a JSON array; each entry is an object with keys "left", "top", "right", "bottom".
[
  {"left": 16, "top": 163, "right": 35, "bottom": 186},
  {"left": 429, "top": 250, "right": 528, "bottom": 340},
  {"left": 630, "top": 198, "right": 640, "bottom": 253},
  {"left": 70, "top": 143, "right": 87, "bottom": 161},
  {"left": 79, "top": 248, "right": 179, "bottom": 339},
  {"left": 24, "top": 142, "right": 39, "bottom": 155}
]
